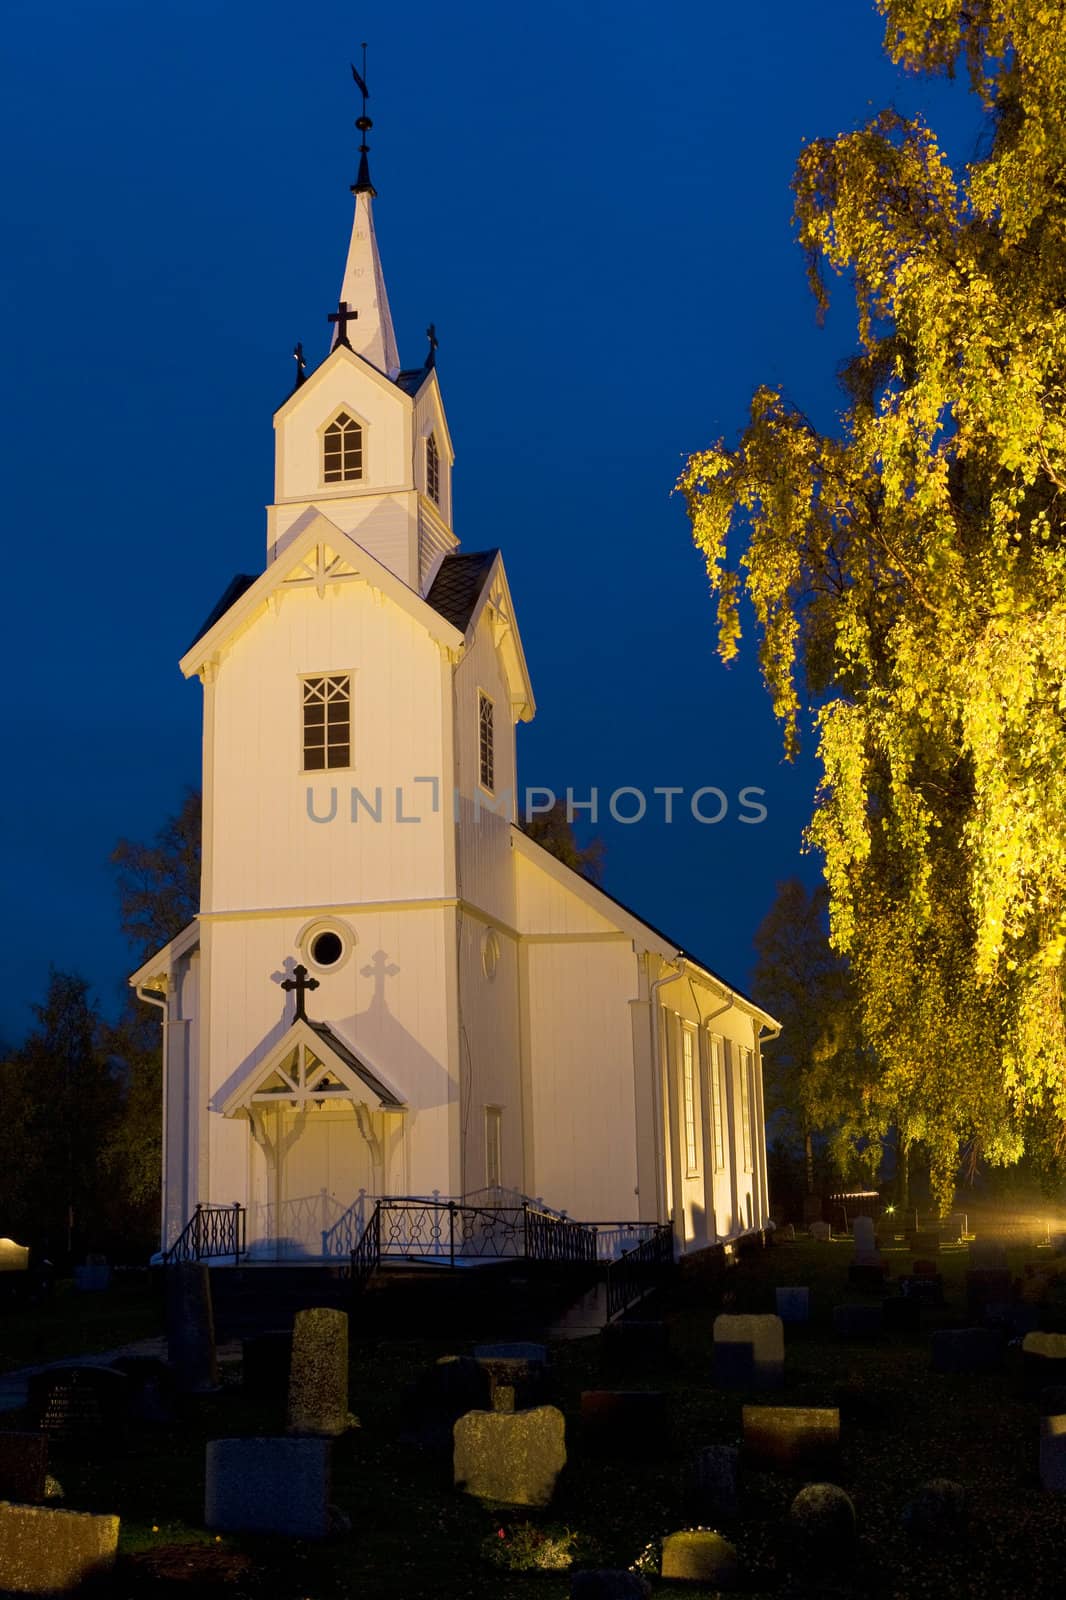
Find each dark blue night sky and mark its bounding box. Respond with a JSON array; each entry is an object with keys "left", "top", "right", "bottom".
[{"left": 0, "top": 1, "right": 984, "bottom": 1044}]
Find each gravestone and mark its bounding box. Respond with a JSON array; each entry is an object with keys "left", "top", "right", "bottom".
[
  {"left": 853, "top": 1217, "right": 876, "bottom": 1255},
  {"left": 0, "top": 1433, "right": 48, "bottom": 1503},
  {"left": 0, "top": 1503, "right": 119, "bottom": 1593},
  {"left": 475, "top": 1354, "right": 547, "bottom": 1411},
  {"left": 453, "top": 1405, "right": 566, "bottom": 1507},
  {"left": 683, "top": 1443, "right": 739, "bottom": 1523},
  {"left": 833, "top": 1303, "right": 883, "bottom": 1339},
  {"left": 713, "top": 1314, "right": 784, "bottom": 1388},
  {"left": 882, "top": 1295, "right": 921, "bottom": 1334},
  {"left": 401, "top": 1356, "right": 492, "bottom": 1452},
  {"left": 1023, "top": 1330, "right": 1066, "bottom": 1393},
  {"left": 660, "top": 1530, "right": 739, "bottom": 1585},
  {"left": 111, "top": 1357, "right": 176, "bottom": 1426},
  {"left": 742, "top": 1405, "right": 840, "bottom": 1472},
  {"left": 205, "top": 1437, "right": 331, "bottom": 1538},
  {"left": 775, "top": 1287, "right": 809, "bottom": 1325},
  {"left": 809, "top": 1221, "right": 831, "bottom": 1242},
  {"left": 570, "top": 1573, "right": 651, "bottom": 1599},
  {"left": 580, "top": 1391, "right": 668, "bottom": 1454},
  {"left": 969, "top": 1239, "right": 1009, "bottom": 1271},
  {"left": 966, "top": 1268, "right": 1013, "bottom": 1319},
  {"left": 30, "top": 1367, "right": 130, "bottom": 1444},
  {"left": 166, "top": 1261, "right": 219, "bottom": 1393},
  {"left": 0, "top": 1238, "right": 29, "bottom": 1271},
  {"left": 931, "top": 1327, "right": 1004, "bottom": 1375},
  {"left": 600, "top": 1320, "right": 670, "bottom": 1374},
  {"left": 491, "top": 1385, "right": 516, "bottom": 1413},
  {"left": 903, "top": 1478, "right": 966, "bottom": 1537},
  {"left": 848, "top": 1261, "right": 889, "bottom": 1292},
  {"left": 900, "top": 1273, "right": 943, "bottom": 1304},
  {"left": 72, "top": 1263, "right": 111, "bottom": 1293},
  {"left": 789, "top": 1482, "right": 856, "bottom": 1552},
  {"left": 776, "top": 1224, "right": 796, "bottom": 1242},
  {"left": 908, "top": 1231, "right": 941, "bottom": 1255},
  {"left": 287, "top": 1307, "right": 350, "bottom": 1436},
  {"left": 1040, "top": 1414, "right": 1066, "bottom": 1490},
  {"left": 242, "top": 1331, "right": 292, "bottom": 1407}
]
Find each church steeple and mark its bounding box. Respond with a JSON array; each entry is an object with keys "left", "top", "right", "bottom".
[{"left": 331, "top": 52, "right": 401, "bottom": 380}]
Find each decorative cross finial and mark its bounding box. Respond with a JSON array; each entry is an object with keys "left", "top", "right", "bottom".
[
  {"left": 351, "top": 45, "right": 376, "bottom": 197},
  {"left": 328, "top": 301, "right": 359, "bottom": 348},
  {"left": 425, "top": 323, "right": 438, "bottom": 370},
  {"left": 281, "top": 963, "right": 320, "bottom": 1021},
  {"left": 292, "top": 340, "right": 306, "bottom": 391}
]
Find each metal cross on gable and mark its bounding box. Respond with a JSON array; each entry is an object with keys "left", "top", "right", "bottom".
[
  {"left": 281, "top": 963, "right": 320, "bottom": 1021},
  {"left": 328, "top": 300, "right": 359, "bottom": 348}
]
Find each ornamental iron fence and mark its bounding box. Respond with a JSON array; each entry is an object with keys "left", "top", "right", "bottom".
[{"left": 164, "top": 1203, "right": 246, "bottom": 1265}]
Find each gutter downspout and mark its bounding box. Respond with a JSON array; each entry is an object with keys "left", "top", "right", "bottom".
[
  {"left": 754, "top": 1019, "right": 782, "bottom": 1227},
  {"left": 136, "top": 984, "right": 169, "bottom": 1254},
  {"left": 649, "top": 952, "right": 684, "bottom": 1237}
]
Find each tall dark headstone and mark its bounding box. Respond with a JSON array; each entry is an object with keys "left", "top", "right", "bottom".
[{"left": 166, "top": 1262, "right": 220, "bottom": 1393}]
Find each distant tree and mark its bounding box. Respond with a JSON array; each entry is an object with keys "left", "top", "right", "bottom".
[
  {"left": 752, "top": 879, "right": 858, "bottom": 1194},
  {"left": 522, "top": 799, "right": 605, "bottom": 884},
  {"left": 112, "top": 787, "right": 201, "bottom": 960},
  {"left": 12, "top": 972, "right": 122, "bottom": 1261},
  {"left": 98, "top": 998, "right": 162, "bottom": 1255}
]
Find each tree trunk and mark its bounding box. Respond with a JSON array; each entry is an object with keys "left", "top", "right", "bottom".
[{"left": 896, "top": 1130, "right": 910, "bottom": 1213}]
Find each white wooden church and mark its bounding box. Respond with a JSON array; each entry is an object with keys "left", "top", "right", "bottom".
[{"left": 130, "top": 96, "right": 779, "bottom": 1267}]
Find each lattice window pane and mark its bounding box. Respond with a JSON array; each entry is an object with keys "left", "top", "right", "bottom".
[
  {"left": 324, "top": 414, "right": 364, "bottom": 484},
  {"left": 478, "top": 692, "right": 494, "bottom": 792},
  {"left": 303, "top": 674, "right": 351, "bottom": 770},
  {"left": 426, "top": 433, "right": 440, "bottom": 504}
]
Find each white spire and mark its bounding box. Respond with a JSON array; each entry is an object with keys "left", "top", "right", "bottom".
[{"left": 332, "top": 190, "right": 401, "bottom": 380}]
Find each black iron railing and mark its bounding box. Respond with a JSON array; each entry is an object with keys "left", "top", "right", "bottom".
[
  {"left": 525, "top": 1205, "right": 598, "bottom": 1265},
  {"left": 604, "top": 1223, "right": 674, "bottom": 1321},
  {"left": 164, "top": 1203, "right": 246, "bottom": 1264},
  {"left": 350, "top": 1202, "right": 381, "bottom": 1292}
]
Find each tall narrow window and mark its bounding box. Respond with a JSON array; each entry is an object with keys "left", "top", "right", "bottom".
[
  {"left": 478, "top": 691, "right": 495, "bottom": 792},
  {"left": 739, "top": 1046, "right": 754, "bottom": 1171},
  {"left": 485, "top": 1106, "right": 502, "bottom": 1189},
  {"left": 323, "top": 411, "right": 363, "bottom": 483},
  {"left": 426, "top": 433, "right": 440, "bottom": 504},
  {"left": 710, "top": 1034, "right": 725, "bottom": 1170},
  {"left": 682, "top": 1026, "right": 700, "bottom": 1175},
  {"left": 302, "top": 675, "right": 351, "bottom": 770}
]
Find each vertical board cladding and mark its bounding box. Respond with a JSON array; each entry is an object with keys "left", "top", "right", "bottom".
[
  {"left": 201, "top": 906, "right": 456, "bottom": 1208},
  {"left": 271, "top": 495, "right": 416, "bottom": 583},
  {"left": 205, "top": 581, "right": 449, "bottom": 914},
  {"left": 417, "top": 495, "right": 457, "bottom": 593},
  {"left": 659, "top": 974, "right": 766, "bottom": 1245},
  {"left": 525, "top": 940, "right": 640, "bottom": 1221},
  {"left": 457, "top": 913, "right": 522, "bottom": 1193},
  {"left": 455, "top": 612, "right": 517, "bottom": 927}
]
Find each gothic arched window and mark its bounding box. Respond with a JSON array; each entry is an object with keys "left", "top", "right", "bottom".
[
  {"left": 323, "top": 412, "right": 363, "bottom": 483},
  {"left": 426, "top": 433, "right": 440, "bottom": 504}
]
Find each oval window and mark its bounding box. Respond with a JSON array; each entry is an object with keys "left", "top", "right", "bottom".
[{"left": 482, "top": 929, "right": 501, "bottom": 980}]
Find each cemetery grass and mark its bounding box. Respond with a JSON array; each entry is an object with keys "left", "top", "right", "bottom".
[
  {"left": 0, "top": 1276, "right": 160, "bottom": 1372},
  {"left": 2, "top": 1243, "right": 1064, "bottom": 1597}
]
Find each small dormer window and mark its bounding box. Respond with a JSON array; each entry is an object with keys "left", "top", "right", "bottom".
[
  {"left": 426, "top": 433, "right": 440, "bottom": 504},
  {"left": 323, "top": 412, "right": 363, "bottom": 483}
]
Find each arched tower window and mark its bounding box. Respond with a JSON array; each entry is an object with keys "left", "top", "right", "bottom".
[
  {"left": 426, "top": 433, "right": 440, "bottom": 504},
  {"left": 323, "top": 412, "right": 363, "bottom": 483}
]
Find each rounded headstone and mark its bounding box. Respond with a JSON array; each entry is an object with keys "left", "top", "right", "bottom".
[
  {"left": 660, "top": 1530, "right": 739, "bottom": 1584},
  {"left": 903, "top": 1478, "right": 965, "bottom": 1538},
  {"left": 789, "top": 1482, "right": 856, "bottom": 1551}
]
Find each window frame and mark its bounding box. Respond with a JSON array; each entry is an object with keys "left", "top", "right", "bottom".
[
  {"left": 425, "top": 432, "right": 440, "bottom": 505},
  {"left": 318, "top": 406, "right": 368, "bottom": 489},
  {"left": 681, "top": 1022, "right": 700, "bottom": 1177},
  {"left": 709, "top": 1032, "right": 726, "bottom": 1172},
  {"left": 738, "top": 1044, "right": 754, "bottom": 1172},
  {"left": 477, "top": 689, "right": 495, "bottom": 795},
  {"left": 300, "top": 672, "right": 354, "bottom": 774}
]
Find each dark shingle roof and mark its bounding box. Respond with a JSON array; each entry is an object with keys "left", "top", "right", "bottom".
[
  {"left": 395, "top": 366, "right": 431, "bottom": 397},
  {"left": 306, "top": 1019, "right": 405, "bottom": 1108},
  {"left": 425, "top": 550, "right": 498, "bottom": 634},
  {"left": 187, "top": 573, "right": 257, "bottom": 654}
]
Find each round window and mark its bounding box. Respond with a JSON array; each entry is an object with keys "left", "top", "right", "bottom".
[{"left": 310, "top": 930, "right": 344, "bottom": 967}]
